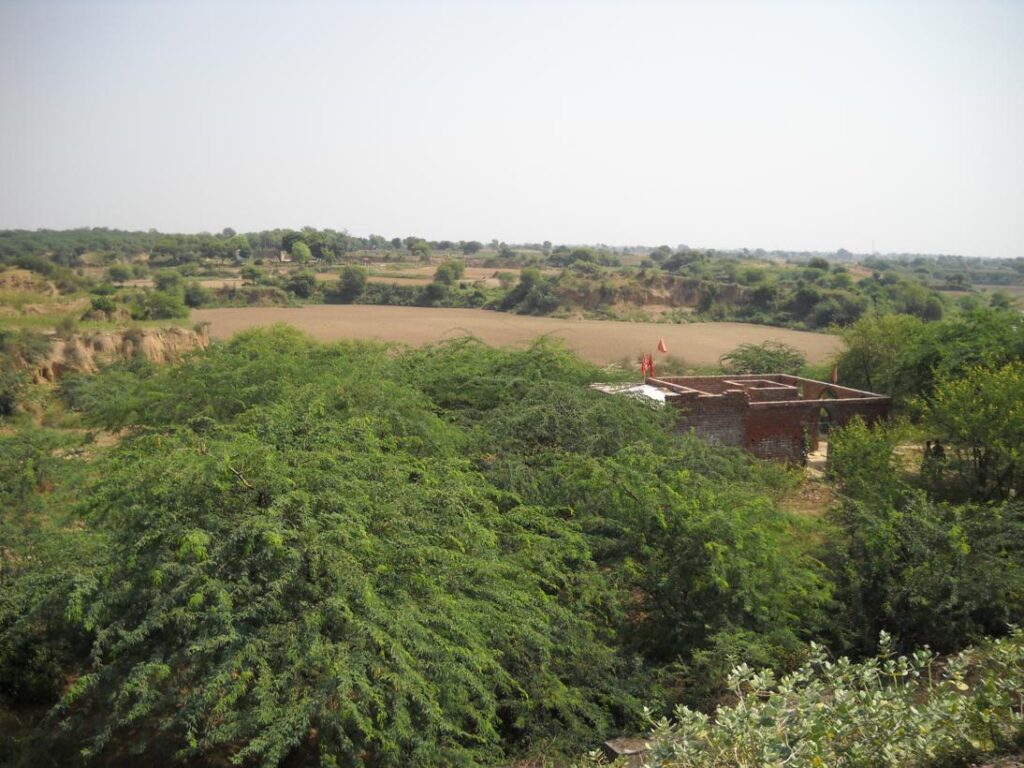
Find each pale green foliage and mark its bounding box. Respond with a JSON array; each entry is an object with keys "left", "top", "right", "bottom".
[
  {"left": 290, "top": 241, "right": 312, "bottom": 264},
  {"left": 21, "top": 329, "right": 641, "bottom": 765},
  {"left": 719, "top": 341, "right": 806, "bottom": 375},
  {"left": 836, "top": 312, "right": 929, "bottom": 401},
  {"left": 836, "top": 308, "right": 1024, "bottom": 407},
  {"left": 433, "top": 259, "right": 465, "bottom": 286},
  {"left": 56, "top": 420, "right": 618, "bottom": 765},
  {"left": 921, "top": 361, "right": 1024, "bottom": 500},
  {"left": 0, "top": 425, "right": 105, "bottom": 739},
  {"left": 828, "top": 416, "right": 909, "bottom": 508},
  {"left": 594, "top": 630, "right": 1024, "bottom": 768}
]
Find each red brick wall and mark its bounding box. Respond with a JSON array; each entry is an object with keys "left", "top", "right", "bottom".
[
  {"left": 671, "top": 390, "right": 747, "bottom": 447},
  {"left": 746, "top": 403, "right": 818, "bottom": 461},
  {"left": 659, "top": 375, "right": 892, "bottom": 463},
  {"left": 829, "top": 401, "right": 891, "bottom": 429}
]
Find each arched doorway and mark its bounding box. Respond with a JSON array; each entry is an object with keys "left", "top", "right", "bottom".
[
  {"left": 816, "top": 388, "right": 837, "bottom": 447},
  {"left": 818, "top": 405, "right": 832, "bottom": 437}
]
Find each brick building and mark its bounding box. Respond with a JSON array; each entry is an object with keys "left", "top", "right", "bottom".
[{"left": 597, "top": 374, "right": 891, "bottom": 462}]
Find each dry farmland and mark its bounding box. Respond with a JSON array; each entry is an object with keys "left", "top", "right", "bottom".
[{"left": 191, "top": 305, "right": 841, "bottom": 365}]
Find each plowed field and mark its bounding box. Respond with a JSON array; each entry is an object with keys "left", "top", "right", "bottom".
[{"left": 191, "top": 305, "right": 840, "bottom": 365}]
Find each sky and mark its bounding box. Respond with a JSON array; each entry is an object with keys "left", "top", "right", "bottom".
[{"left": 0, "top": 0, "right": 1022, "bottom": 257}]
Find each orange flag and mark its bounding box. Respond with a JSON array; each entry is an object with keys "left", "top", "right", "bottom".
[
  {"left": 641, "top": 353, "right": 656, "bottom": 378},
  {"left": 657, "top": 338, "right": 668, "bottom": 354}
]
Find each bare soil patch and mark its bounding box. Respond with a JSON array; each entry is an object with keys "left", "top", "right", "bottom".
[
  {"left": 191, "top": 305, "right": 841, "bottom": 366},
  {"left": 367, "top": 275, "right": 432, "bottom": 285},
  {"left": 976, "top": 283, "right": 1024, "bottom": 297},
  {"left": 0, "top": 268, "right": 57, "bottom": 295},
  {"left": 783, "top": 477, "right": 836, "bottom": 519}
]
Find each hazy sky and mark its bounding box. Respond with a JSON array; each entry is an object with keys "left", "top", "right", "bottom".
[{"left": 1, "top": 0, "right": 1021, "bottom": 256}]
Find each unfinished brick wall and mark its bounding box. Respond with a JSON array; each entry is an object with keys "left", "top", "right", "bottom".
[
  {"left": 653, "top": 374, "right": 891, "bottom": 463},
  {"left": 671, "top": 390, "right": 748, "bottom": 447},
  {"left": 745, "top": 403, "right": 818, "bottom": 461}
]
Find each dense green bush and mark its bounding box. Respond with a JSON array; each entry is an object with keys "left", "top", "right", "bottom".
[
  {"left": 182, "top": 280, "right": 211, "bottom": 307},
  {"left": 0, "top": 329, "right": 845, "bottom": 766},
  {"left": 826, "top": 418, "right": 1024, "bottom": 655},
  {"left": 0, "top": 329, "right": 52, "bottom": 415},
  {"left": 836, "top": 308, "right": 1024, "bottom": 407},
  {"left": 129, "top": 289, "right": 189, "bottom": 320},
  {"left": 284, "top": 270, "right": 319, "bottom": 298},
  {"left": 920, "top": 361, "right": 1024, "bottom": 501},
  {"left": 324, "top": 265, "right": 368, "bottom": 303},
  {"left": 5, "top": 318, "right": 1024, "bottom": 766},
  {"left": 719, "top": 341, "right": 807, "bottom": 375},
  {"left": 45, "top": 418, "right": 625, "bottom": 765},
  {"left": 0, "top": 427, "right": 104, "bottom": 731}
]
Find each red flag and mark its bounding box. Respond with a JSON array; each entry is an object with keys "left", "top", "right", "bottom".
[
  {"left": 641, "top": 353, "right": 655, "bottom": 378},
  {"left": 657, "top": 338, "right": 668, "bottom": 354}
]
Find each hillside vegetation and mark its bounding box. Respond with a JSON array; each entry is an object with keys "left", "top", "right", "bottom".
[{"left": 2, "top": 228, "right": 1019, "bottom": 336}]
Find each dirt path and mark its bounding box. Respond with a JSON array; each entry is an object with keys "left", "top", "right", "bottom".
[{"left": 191, "top": 305, "right": 841, "bottom": 366}]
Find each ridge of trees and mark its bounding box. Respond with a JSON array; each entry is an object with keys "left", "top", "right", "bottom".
[{"left": 4, "top": 228, "right": 1019, "bottom": 332}]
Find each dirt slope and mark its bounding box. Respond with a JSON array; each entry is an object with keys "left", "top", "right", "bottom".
[{"left": 34, "top": 327, "right": 209, "bottom": 382}]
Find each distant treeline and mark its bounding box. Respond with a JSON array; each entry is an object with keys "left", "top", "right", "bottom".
[
  {"left": 2, "top": 228, "right": 1020, "bottom": 332},
  {"left": 2, "top": 227, "right": 1021, "bottom": 270}
]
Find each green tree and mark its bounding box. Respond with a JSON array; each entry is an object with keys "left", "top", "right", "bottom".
[
  {"left": 27, "top": 331, "right": 634, "bottom": 765},
  {"left": 837, "top": 309, "right": 1024, "bottom": 407},
  {"left": 828, "top": 417, "right": 908, "bottom": 510},
  {"left": 89, "top": 295, "right": 117, "bottom": 315},
  {"left": 719, "top": 341, "right": 807, "bottom": 375},
  {"left": 326, "top": 265, "right": 368, "bottom": 303},
  {"left": 183, "top": 281, "right": 211, "bottom": 308},
  {"left": 226, "top": 234, "right": 252, "bottom": 260},
  {"left": 0, "top": 330, "right": 51, "bottom": 416},
  {"left": 105, "top": 264, "right": 132, "bottom": 285},
  {"left": 408, "top": 239, "right": 432, "bottom": 261},
  {"left": 835, "top": 313, "right": 930, "bottom": 402},
  {"left": 241, "top": 266, "right": 261, "bottom": 285},
  {"left": 285, "top": 270, "right": 319, "bottom": 299},
  {"left": 290, "top": 241, "right": 312, "bottom": 264},
  {"left": 826, "top": 417, "right": 1024, "bottom": 654},
  {"left": 433, "top": 259, "right": 465, "bottom": 286},
  {"left": 153, "top": 269, "right": 184, "bottom": 295},
  {"left": 131, "top": 290, "right": 188, "bottom": 320},
  {"left": 920, "top": 362, "right": 1024, "bottom": 501},
  {"left": 990, "top": 290, "right": 1013, "bottom": 310}
]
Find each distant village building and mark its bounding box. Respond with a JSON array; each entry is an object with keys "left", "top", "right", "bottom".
[{"left": 595, "top": 374, "right": 891, "bottom": 462}]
